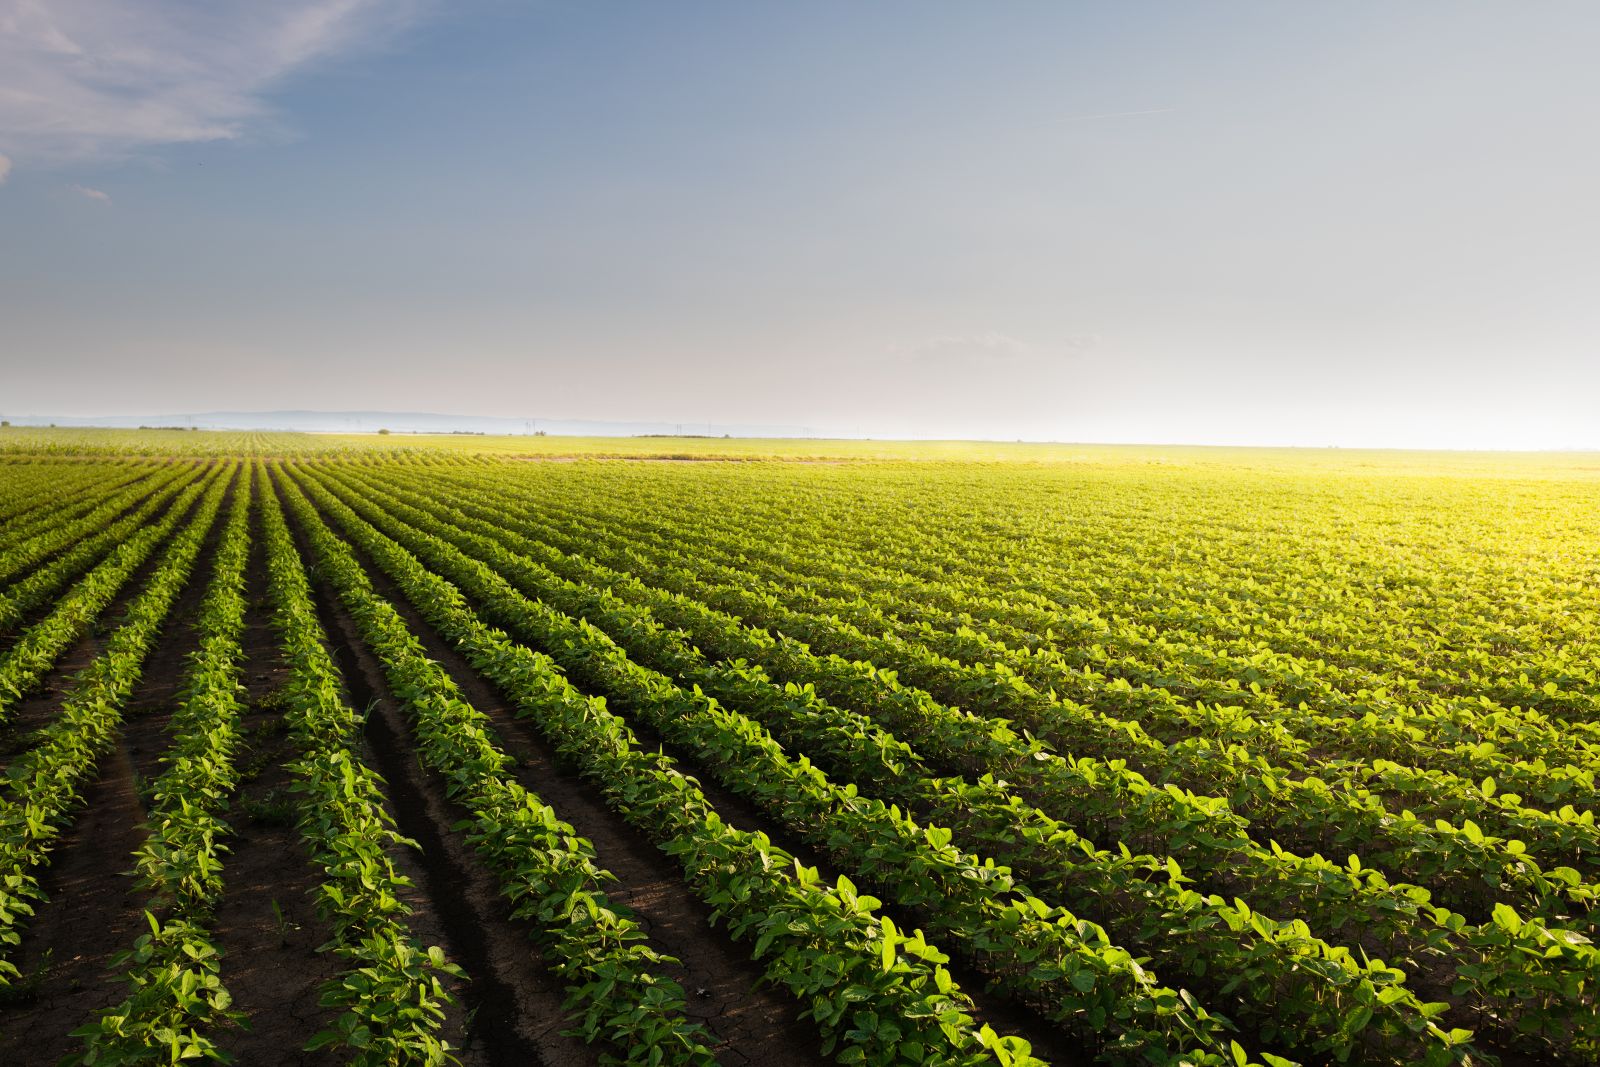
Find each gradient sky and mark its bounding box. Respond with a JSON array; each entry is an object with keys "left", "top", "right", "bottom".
[{"left": 2, "top": 2, "right": 1598, "bottom": 447}]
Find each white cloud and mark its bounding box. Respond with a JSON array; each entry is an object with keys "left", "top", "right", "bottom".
[
  {"left": 68, "top": 183, "right": 109, "bottom": 202},
  {"left": 0, "top": 0, "right": 422, "bottom": 168},
  {"left": 0, "top": 153, "right": 10, "bottom": 183}
]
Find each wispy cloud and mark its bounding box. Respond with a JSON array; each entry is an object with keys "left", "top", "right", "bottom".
[
  {"left": 0, "top": 153, "right": 10, "bottom": 183},
  {"left": 0, "top": 0, "right": 423, "bottom": 169},
  {"left": 67, "top": 183, "right": 109, "bottom": 202}
]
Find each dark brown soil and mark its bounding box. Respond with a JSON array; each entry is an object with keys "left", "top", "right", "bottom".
[
  {"left": 0, "top": 468, "right": 150, "bottom": 559},
  {"left": 0, "top": 739, "right": 156, "bottom": 1054},
  {"left": 0, "top": 469, "right": 234, "bottom": 1062},
  {"left": 206, "top": 506, "right": 346, "bottom": 1066},
  {"left": 280, "top": 474, "right": 827, "bottom": 1067},
  {"left": 0, "top": 459, "right": 1094, "bottom": 1067},
  {"left": 0, "top": 467, "right": 200, "bottom": 644},
  {"left": 0, "top": 471, "right": 215, "bottom": 773},
  {"left": 0, "top": 473, "right": 345, "bottom": 1066},
  {"left": 279, "top": 482, "right": 597, "bottom": 1067},
  {"left": 314, "top": 469, "right": 1085, "bottom": 1064},
  {"left": 0, "top": 634, "right": 111, "bottom": 771}
]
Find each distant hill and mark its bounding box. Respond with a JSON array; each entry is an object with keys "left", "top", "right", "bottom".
[{"left": 0, "top": 410, "right": 819, "bottom": 438}]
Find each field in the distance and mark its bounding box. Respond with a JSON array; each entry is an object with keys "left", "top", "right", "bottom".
[{"left": 0, "top": 429, "right": 1593, "bottom": 1067}]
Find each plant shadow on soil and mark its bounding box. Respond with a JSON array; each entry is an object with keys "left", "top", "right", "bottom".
[{"left": 286, "top": 468, "right": 1088, "bottom": 1067}]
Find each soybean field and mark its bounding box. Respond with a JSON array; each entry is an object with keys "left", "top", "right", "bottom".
[{"left": 0, "top": 432, "right": 1595, "bottom": 1067}]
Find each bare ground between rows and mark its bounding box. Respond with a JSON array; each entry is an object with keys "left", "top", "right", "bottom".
[
  {"left": 0, "top": 470, "right": 181, "bottom": 632},
  {"left": 590, "top": 683, "right": 1088, "bottom": 1066},
  {"left": 0, "top": 471, "right": 217, "bottom": 773},
  {"left": 0, "top": 471, "right": 144, "bottom": 571},
  {"left": 0, "top": 470, "right": 234, "bottom": 1060},
  {"left": 537, "top": 500, "right": 1583, "bottom": 1063},
  {"left": 436, "top": 489, "right": 1558, "bottom": 1064},
  {"left": 310, "top": 477, "right": 1089, "bottom": 1067},
  {"left": 317, "top": 468, "right": 1088, "bottom": 1064},
  {"left": 283, "top": 496, "right": 595, "bottom": 1067},
  {"left": 537, "top": 648, "right": 1092, "bottom": 1061},
  {"left": 206, "top": 503, "right": 349, "bottom": 1066},
  {"left": 288, "top": 488, "right": 827, "bottom": 1067},
  {"left": 453, "top": 509, "right": 1377, "bottom": 1012}
]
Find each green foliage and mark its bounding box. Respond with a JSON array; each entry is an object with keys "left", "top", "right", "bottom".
[
  {"left": 0, "top": 469, "right": 230, "bottom": 987},
  {"left": 5, "top": 440, "right": 1599, "bottom": 1066}
]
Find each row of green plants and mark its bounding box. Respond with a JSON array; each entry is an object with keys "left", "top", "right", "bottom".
[
  {"left": 0, "top": 457, "right": 147, "bottom": 517},
  {"left": 0, "top": 467, "right": 221, "bottom": 727},
  {"left": 324, "top": 463, "right": 1523, "bottom": 1062},
  {"left": 0, "top": 468, "right": 230, "bottom": 986},
  {"left": 500, "top": 469, "right": 1597, "bottom": 812},
  {"left": 556, "top": 483, "right": 1600, "bottom": 796},
  {"left": 607, "top": 555, "right": 1596, "bottom": 921},
  {"left": 278, "top": 466, "right": 1049, "bottom": 1067},
  {"left": 499, "top": 460, "right": 1600, "bottom": 767},
  {"left": 872, "top": 493, "right": 1600, "bottom": 726},
  {"left": 69, "top": 465, "right": 255, "bottom": 1064},
  {"left": 523, "top": 460, "right": 1600, "bottom": 740},
  {"left": 344, "top": 461, "right": 1597, "bottom": 1063},
  {"left": 475, "top": 476, "right": 1595, "bottom": 926},
  {"left": 0, "top": 461, "right": 92, "bottom": 525},
  {"left": 6, "top": 448, "right": 1589, "bottom": 1062},
  {"left": 679, "top": 520, "right": 1600, "bottom": 797},
  {"left": 864, "top": 609, "right": 1592, "bottom": 849},
  {"left": 300, "top": 467, "right": 1297, "bottom": 1065},
  {"left": 277, "top": 471, "right": 722, "bottom": 1064},
  {"left": 0, "top": 464, "right": 154, "bottom": 569},
  {"left": 256, "top": 466, "right": 463, "bottom": 1065},
  {"left": 0, "top": 466, "right": 196, "bottom": 633},
  {"left": 314, "top": 465, "right": 1490, "bottom": 1067}
]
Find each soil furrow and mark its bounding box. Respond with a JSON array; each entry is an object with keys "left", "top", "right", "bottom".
[
  {"left": 312, "top": 471, "right": 1083, "bottom": 1063},
  {"left": 288, "top": 479, "right": 826, "bottom": 1067},
  {"left": 282, "top": 505, "right": 566, "bottom": 1067},
  {"left": 0, "top": 470, "right": 214, "bottom": 771},
  {"left": 208, "top": 509, "right": 348, "bottom": 1066},
  {"left": 0, "top": 467, "right": 233, "bottom": 1059},
  {"left": 0, "top": 468, "right": 173, "bottom": 610}
]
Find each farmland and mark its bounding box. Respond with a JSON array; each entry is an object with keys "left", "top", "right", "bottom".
[{"left": 0, "top": 431, "right": 1595, "bottom": 1067}]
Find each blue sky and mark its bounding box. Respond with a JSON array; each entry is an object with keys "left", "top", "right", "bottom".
[{"left": 3, "top": 2, "right": 1598, "bottom": 447}]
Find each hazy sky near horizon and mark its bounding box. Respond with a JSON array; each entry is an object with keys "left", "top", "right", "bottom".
[{"left": 3, "top": 2, "right": 1598, "bottom": 448}]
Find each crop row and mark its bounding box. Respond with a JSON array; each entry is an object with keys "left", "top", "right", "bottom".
[
  {"left": 257, "top": 463, "right": 464, "bottom": 1064},
  {"left": 70, "top": 465, "right": 255, "bottom": 1062},
  {"left": 311, "top": 464, "right": 1497, "bottom": 1066},
  {"left": 494, "top": 460, "right": 1600, "bottom": 743},
  {"left": 689, "top": 519, "right": 1600, "bottom": 784},
  {"left": 278, "top": 468, "right": 721, "bottom": 1063},
  {"left": 0, "top": 467, "right": 229, "bottom": 985},
  {"left": 0, "top": 464, "right": 158, "bottom": 573},
  {"left": 277, "top": 466, "right": 1050, "bottom": 1067},
  {"left": 444, "top": 470, "right": 1594, "bottom": 923},
  {"left": 297, "top": 466, "right": 1297, "bottom": 1064},
  {"left": 0, "top": 464, "right": 197, "bottom": 634},
  {"left": 494, "top": 466, "right": 1600, "bottom": 794},
  {"left": 538, "top": 463, "right": 1600, "bottom": 730},
  {"left": 331, "top": 459, "right": 1598, "bottom": 1063},
  {"left": 0, "top": 467, "right": 220, "bottom": 727}
]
